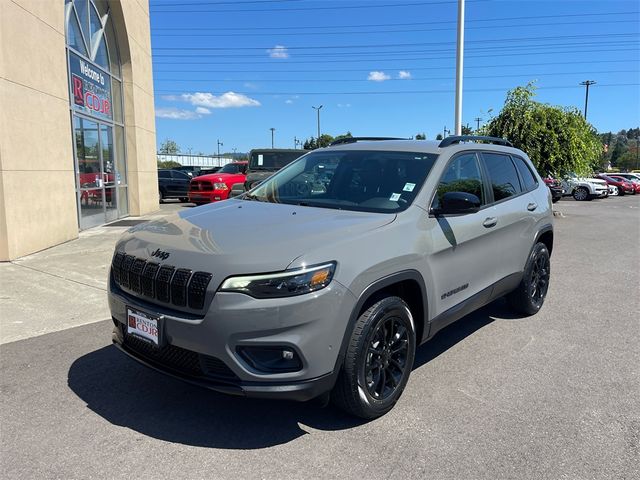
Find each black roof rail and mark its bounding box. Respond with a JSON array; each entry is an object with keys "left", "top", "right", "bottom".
[
  {"left": 329, "top": 136, "right": 408, "bottom": 146},
  {"left": 438, "top": 135, "right": 513, "bottom": 148}
]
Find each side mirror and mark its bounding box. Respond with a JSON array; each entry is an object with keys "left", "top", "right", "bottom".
[{"left": 437, "top": 191, "right": 481, "bottom": 214}]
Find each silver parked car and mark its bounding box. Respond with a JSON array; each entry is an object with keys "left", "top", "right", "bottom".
[{"left": 109, "top": 136, "right": 553, "bottom": 418}]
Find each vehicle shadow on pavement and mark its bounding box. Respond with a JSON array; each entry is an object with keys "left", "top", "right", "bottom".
[{"left": 67, "top": 300, "right": 515, "bottom": 449}]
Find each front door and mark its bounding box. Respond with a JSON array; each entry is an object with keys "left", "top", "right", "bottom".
[
  {"left": 426, "top": 152, "right": 501, "bottom": 318},
  {"left": 73, "top": 115, "right": 118, "bottom": 229}
]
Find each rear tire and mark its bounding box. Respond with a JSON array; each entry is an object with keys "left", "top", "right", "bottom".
[
  {"left": 507, "top": 242, "right": 550, "bottom": 316},
  {"left": 159, "top": 190, "right": 165, "bottom": 203},
  {"left": 331, "top": 296, "right": 416, "bottom": 419}
]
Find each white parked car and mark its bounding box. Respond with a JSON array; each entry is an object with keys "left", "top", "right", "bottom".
[{"left": 561, "top": 174, "right": 609, "bottom": 201}]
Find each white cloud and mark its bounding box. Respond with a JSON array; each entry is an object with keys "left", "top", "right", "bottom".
[
  {"left": 181, "top": 91, "right": 261, "bottom": 108},
  {"left": 195, "top": 107, "right": 211, "bottom": 114},
  {"left": 155, "top": 108, "right": 202, "bottom": 120},
  {"left": 368, "top": 71, "right": 391, "bottom": 82},
  {"left": 160, "top": 95, "right": 179, "bottom": 101},
  {"left": 398, "top": 71, "right": 412, "bottom": 79},
  {"left": 267, "top": 45, "right": 289, "bottom": 59},
  {"left": 337, "top": 103, "right": 352, "bottom": 108},
  {"left": 285, "top": 99, "right": 294, "bottom": 104}
]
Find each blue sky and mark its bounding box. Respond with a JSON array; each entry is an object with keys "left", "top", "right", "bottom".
[{"left": 150, "top": 0, "right": 640, "bottom": 154}]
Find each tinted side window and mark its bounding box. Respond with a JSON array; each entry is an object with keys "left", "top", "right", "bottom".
[
  {"left": 432, "top": 153, "right": 485, "bottom": 210},
  {"left": 173, "top": 171, "right": 190, "bottom": 180},
  {"left": 158, "top": 170, "right": 170, "bottom": 179},
  {"left": 482, "top": 153, "right": 522, "bottom": 201},
  {"left": 512, "top": 156, "right": 538, "bottom": 191}
]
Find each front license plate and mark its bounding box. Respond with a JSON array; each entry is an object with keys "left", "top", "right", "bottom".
[{"left": 127, "top": 307, "right": 160, "bottom": 346}]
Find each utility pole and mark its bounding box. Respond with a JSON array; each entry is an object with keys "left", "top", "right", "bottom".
[
  {"left": 312, "top": 105, "right": 323, "bottom": 142},
  {"left": 270, "top": 127, "right": 275, "bottom": 148},
  {"left": 217, "top": 139, "right": 223, "bottom": 159},
  {"left": 443, "top": 126, "right": 451, "bottom": 138},
  {"left": 580, "top": 80, "right": 596, "bottom": 120},
  {"left": 454, "top": 0, "right": 465, "bottom": 135},
  {"left": 475, "top": 117, "right": 482, "bottom": 131}
]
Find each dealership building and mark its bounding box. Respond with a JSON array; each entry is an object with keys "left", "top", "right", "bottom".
[{"left": 0, "top": 0, "right": 157, "bottom": 261}]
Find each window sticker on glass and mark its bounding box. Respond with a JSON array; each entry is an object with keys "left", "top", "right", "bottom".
[
  {"left": 403, "top": 183, "right": 416, "bottom": 192},
  {"left": 258, "top": 154, "right": 264, "bottom": 166},
  {"left": 389, "top": 193, "right": 401, "bottom": 201}
]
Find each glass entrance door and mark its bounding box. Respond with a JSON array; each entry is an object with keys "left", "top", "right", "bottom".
[{"left": 74, "top": 115, "right": 118, "bottom": 229}]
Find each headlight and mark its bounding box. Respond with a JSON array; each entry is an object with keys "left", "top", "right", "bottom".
[
  {"left": 213, "top": 182, "right": 228, "bottom": 190},
  {"left": 220, "top": 262, "right": 336, "bottom": 298}
]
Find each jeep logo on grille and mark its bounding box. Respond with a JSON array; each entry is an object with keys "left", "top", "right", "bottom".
[{"left": 151, "top": 248, "right": 170, "bottom": 261}]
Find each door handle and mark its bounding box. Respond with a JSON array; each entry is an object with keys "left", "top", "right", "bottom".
[
  {"left": 527, "top": 202, "right": 538, "bottom": 211},
  {"left": 483, "top": 217, "right": 498, "bottom": 228}
]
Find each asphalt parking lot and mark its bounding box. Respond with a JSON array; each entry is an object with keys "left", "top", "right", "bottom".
[{"left": 1, "top": 196, "right": 639, "bottom": 479}]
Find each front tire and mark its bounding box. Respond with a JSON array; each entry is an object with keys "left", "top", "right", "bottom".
[
  {"left": 507, "top": 242, "right": 550, "bottom": 316},
  {"left": 572, "top": 187, "right": 589, "bottom": 201},
  {"left": 331, "top": 296, "right": 416, "bottom": 419}
]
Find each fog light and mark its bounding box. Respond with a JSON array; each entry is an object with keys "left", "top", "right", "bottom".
[{"left": 237, "top": 346, "right": 302, "bottom": 373}]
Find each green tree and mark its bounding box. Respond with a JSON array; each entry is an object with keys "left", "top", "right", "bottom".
[
  {"left": 159, "top": 139, "right": 180, "bottom": 154},
  {"left": 415, "top": 133, "right": 426, "bottom": 140},
  {"left": 436, "top": 133, "right": 443, "bottom": 140},
  {"left": 485, "top": 82, "right": 602, "bottom": 176},
  {"left": 157, "top": 160, "right": 181, "bottom": 169},
  {"left": 461, "top": 125, "right": 473, "bottom": 135}
]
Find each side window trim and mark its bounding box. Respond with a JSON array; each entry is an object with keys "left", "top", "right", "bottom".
[
  {"left": 428, "top": 150, "right": 490, "bottom": 215},
  {"left": 478, "top": 151, "right": 528, "bottom": 206}
]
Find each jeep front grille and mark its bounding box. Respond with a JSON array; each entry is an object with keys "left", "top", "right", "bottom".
[{"left": 111, "top": 252, "right": 213, "bottom": 310}]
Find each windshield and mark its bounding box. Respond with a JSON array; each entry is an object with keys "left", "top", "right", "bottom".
[
  {"left": 249, "top": 150, "right": 306, "bottom": 170},
  {"left": 218, "top": 163, "right": 243, "bottom": 174},
  {"left": 245, "top": 150, "right": 438, "bottom": 213}
]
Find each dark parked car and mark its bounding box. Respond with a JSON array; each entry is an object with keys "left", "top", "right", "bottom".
[
  {"left": 158, "top": 169, "right": 190, "bottom": 203},
  {"left": 543, "top": 177, "right": 563, "bottom": 203}
]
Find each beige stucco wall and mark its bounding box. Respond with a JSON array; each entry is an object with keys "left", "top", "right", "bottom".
[{"left": 0, "top": 0, "right": 157, "bottom": 261}]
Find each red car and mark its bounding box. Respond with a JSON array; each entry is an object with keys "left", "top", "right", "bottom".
[
  {"left": 595, "top": 174, "right": 635, "bottom": 196},
  {"left": 188, "top": 161, "right": 248, "bottom": 205},
  {"left": 609, "top": 175, "right": 640, "bottom": 194}
]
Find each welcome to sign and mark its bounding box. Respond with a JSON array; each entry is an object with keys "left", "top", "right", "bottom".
[{"left": 69, "top": 52, "right": 112, "bottom": 121}]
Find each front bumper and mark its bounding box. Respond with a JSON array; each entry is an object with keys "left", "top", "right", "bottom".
[
  {"left": 108, "top": 277, "right": 356, "bottom": 401},
  {"left": 188, "top": 189, "right": 229, "bottom": 203}
]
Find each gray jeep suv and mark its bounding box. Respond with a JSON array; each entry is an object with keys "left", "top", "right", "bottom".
[{"left": 109, "top": 136, "right": 553, "bottom": 418}]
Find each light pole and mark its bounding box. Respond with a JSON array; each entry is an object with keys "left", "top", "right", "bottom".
[
  {"left": 217, "top": 139, "right": 223, "bottom": 159},
  {"left": 270, "top": 128, "right": 275, "bottom": 148},
  {"left": 580, "top": 80, "right": 596, "bottom": 120},
  {"left": 312, "top": 105, "right": 323, "bottom": 143},
  {"left": 454, "top": 0, "right": 465, "bottom": 135},
  {"left": 443, "top": 126, "right": 451, "bottom": 138},
  {"left": 474, "top": 117, "right": 482, "bottom": 131}
]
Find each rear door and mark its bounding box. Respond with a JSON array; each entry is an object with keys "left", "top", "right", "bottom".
[
  {"left": 479, "top": 152, "right": 537, "bottom": 283},
  {"left": 170, "top": 170, "right": 191, "bottom": 197}
]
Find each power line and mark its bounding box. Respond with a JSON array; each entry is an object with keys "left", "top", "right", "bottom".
[
  {"left": 151, "top": 32, "right": 637, "bottom": 50},
  {"left": 152, "top": 19, "right": 638, "bottom": 37},
  {"left": 154, "top": 82, "right": 640, "bottom": 96},
  {"left": 152, "top": 69, "right": 639, "bottom": 83},
  {"left": 151, "top": 59, "right": 633, "bottom": 74},
  {"left": 152, "top": 47, "right": 640, "bottom": 64},
  {"left": 150, "top": 0, "right": 485, "bottom": 13},
  {"left": 151, "top": 40, "right": 637, "bottom": 59},
  {"left": 151, "top": 11, "right": 637, "bottom": 30}
]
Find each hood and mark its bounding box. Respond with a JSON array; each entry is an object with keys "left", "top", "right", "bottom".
[
  {"left": 575, "top": 177, "right": 607, "bottom": 185},
  {"left": 193, "top": 173, "right": 244, "bottom": 183},
  {"left": 116, "top": 199, "right": 395, "bottom": 287}
]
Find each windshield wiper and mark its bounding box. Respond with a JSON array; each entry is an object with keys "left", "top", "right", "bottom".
[{"left": 242, "top": 193, "right": 266, "bottom": 202}]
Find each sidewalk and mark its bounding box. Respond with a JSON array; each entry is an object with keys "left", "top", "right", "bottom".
[{"left": 0, "top": 203, "right": 186, "bottom": 345}]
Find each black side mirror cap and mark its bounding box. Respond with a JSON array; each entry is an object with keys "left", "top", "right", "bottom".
[{"left": 436, "top": 191, "right": 481, "bottom": 215}]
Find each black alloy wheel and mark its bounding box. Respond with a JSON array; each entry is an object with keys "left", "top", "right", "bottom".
[
  {"left": 528, "top": 252, "right": 550, "bottom": 310},
  {"left": 331, "top": 296, "right": 416, "bottom": 419},
  {"left": 364, "top": 317, "right": 410, "bottom": 401},
  {"left": 507, "top": 242, "right": 551, "bottom": 316}
]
